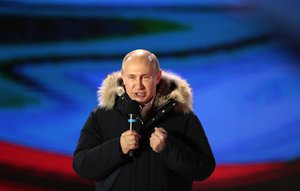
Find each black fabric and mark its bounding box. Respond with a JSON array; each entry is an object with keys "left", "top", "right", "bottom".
[
  {"left": 96, "top": 168, "right": 121, "bottom": 191},
  {"left": 73, "top": 94, "right": 215, "bottom": 191}
]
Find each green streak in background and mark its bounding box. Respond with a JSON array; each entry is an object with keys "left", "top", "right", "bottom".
[
  {"left": 0, "top": 78, "right": 39, "bottom": 108},
  {"left": 0, "top": 14, "right": 188, "bottom": 44},
  {"left": 82, "top": 17, "right": 188, "bottom": 42},
  {"left": 0, "top": 89, "right": 39, "bottom": 108},
  {"left": 132, "top": 18, "right": 188, "bottom": 34},
  {"left": 0, "top": 15, "right": 187, "bottom": 108}
]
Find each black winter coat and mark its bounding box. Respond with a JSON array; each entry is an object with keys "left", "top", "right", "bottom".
[{"left": 73, "top": 71, "right": 215, "bottom": 191}]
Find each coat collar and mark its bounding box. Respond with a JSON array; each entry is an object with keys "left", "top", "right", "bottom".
[{"left": 97, "top": 70, "right": 193, "bottom": 114}]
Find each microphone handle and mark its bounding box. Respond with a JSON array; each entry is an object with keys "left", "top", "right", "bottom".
[
  {"left": 129, "top": 150, "right": 133, "bottom": 157},
  {"left": 128, "top": 114, "right": 137, "bottom": 157},
  {"left": 129, "top": 120, "right": 135, "bottom": 157}
]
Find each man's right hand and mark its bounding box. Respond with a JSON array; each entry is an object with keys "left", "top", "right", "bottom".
[{"left": 120, "top": 130, "right": 141, "bottom": 154}]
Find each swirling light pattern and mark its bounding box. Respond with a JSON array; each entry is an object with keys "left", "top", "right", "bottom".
[{"left": 0, "top": 1, "right": 300, "bottom": 190}]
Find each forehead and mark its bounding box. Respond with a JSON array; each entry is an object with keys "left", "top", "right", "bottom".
[{"left": 122, "top": 56, "right": 156, "bottom": 74}]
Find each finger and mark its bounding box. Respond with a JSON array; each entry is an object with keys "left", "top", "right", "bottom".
[
  {"left": 154, "top": 131, "right": 164, "bottom": 140},
  {"left": 155, "top": 127, "right": 168, "bottom": 135},
  {"left": 125, "top": 139, "right": 139, "bottom": 149},
  {"left": 127, "top": 135, "right": 141, "bottom": 142},
  {"left": 123, "top": 132, "right": 141, "bottom": 141},
  {"left": 128, "top": 143, "right": 139, "bottom": 149},
  {"left": 149, "top": 136, "right": 157, "bottom": 150},
  {"left": 123, "top": 130, "right": 140, "bottom": 136},
  {"left": 130, "top": 131, "right": 142, "bottom": 139},
  {"left": 150, "top": 133, "right": 160, "bottom": 146},
  {"left": 150, "top": 140, "right": 159, "bottom": 152},
  {"left": 121, "top": 132, "right": 140, "bottom": 154},
  {"left": 126, "top": 136, "right": 140, "bottom": 145},
  {"left": 123, "top": 130, "right": 133, "bottom": 135},
  {"left": 154, "top": 130, "right": 166, "bottom": 141},
  {"left": 150, "top": 134, "right": 158, "bottom": 143}
]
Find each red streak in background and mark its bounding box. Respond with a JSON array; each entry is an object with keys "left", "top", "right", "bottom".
[
  {"left": 0, "top": 141, "right": 299, "bottom": 190},
  {"left": 0, "top": 141, "right": 75, "bottom": 177},
  {"left": 0, "top": 180, "right": 57, "bottom": 191}
]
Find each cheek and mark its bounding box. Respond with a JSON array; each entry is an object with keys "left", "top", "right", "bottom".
[
  {"left": 124, "top": 80, "right": 133, "bottom": 88},
  {"left": 146, "top": 82, "right": 156, "bottom": 93},
  {"left": 123, "top": 81, "right": 132, "bottom": 92}
]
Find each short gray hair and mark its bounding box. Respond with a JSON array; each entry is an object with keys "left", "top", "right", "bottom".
[{"left": 122, "top": 49, "right": 160, "bottom": 71}]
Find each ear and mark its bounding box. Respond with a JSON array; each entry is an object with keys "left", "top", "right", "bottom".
[
  {"left": 121, "top": 70, "right": 125, "bottom": 79},
  {"left": 156, "top": 69, "right": 162, "bottom": 84}
]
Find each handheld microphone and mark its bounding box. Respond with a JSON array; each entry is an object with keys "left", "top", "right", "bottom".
[{"left": 126, "top": 100, "right": 140, "bottom": 157}]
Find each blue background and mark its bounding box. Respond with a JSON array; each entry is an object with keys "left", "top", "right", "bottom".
[{"left": 0, "top": 0, "right": 300, "bottom": 190}]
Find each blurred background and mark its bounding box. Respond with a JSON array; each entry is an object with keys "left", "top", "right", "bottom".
[{"left": 0, "top": 0, "right": 300, "bottom": 190}]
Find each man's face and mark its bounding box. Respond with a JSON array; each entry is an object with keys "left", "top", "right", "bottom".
[{"left": 121, "top": 56, "right": 161, "bottom": 106}]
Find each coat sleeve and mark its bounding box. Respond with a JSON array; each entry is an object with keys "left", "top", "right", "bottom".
[
  {"left": 158, "top": 113, "right": 215, "bottom": 181},
  {"left": 73, "top": 110, "right": 129, "bottom": 180}
]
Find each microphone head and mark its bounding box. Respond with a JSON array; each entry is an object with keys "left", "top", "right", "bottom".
[{"left": 126, "top": 100, "right": 140, "bottom": 115}]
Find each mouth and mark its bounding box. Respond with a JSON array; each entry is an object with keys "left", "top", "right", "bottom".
[{"left": 135, "top": 92, "right": 146, "bottom": 98}]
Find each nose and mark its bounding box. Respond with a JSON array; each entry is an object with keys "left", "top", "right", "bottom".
[{"left": 136, "top": 78, "right": 145, "bottom": 89}]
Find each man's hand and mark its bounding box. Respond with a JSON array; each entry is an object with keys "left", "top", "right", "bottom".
[
  {"left": 150, "top": 127, "right": 168, "bottom": 153},
  {"left": 120, "top": 130, "right": 141, "bottom": 154}
]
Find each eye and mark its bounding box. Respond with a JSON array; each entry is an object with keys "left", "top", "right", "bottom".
[
  {"left": 128, "top": 75, "right": 136, "bottom": 80},
  {"left": 143, "top": 75, "right": 151, "bottom": 80}
]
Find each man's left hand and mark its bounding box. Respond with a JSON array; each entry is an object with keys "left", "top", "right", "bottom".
[{"left": 150, "top": 127, "right": 168, "bottom": 153}]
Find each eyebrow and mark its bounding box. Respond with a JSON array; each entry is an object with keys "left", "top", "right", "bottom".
[{"left": 126, "top": 73, "right": 151, "bottom": 76}]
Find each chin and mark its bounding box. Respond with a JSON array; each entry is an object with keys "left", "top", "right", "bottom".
[
  {"left": 134, "top": 97, "right": 149, "bottom": 104},
  {"left": 135, "top": 98, "right": 146, "bottom": 103}
]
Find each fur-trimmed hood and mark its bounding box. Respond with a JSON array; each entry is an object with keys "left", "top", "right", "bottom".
[{"left": 97, "top": 70, "right": 193, "bottom": 113}]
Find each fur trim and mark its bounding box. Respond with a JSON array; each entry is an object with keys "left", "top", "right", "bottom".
[
  {"left": 97, "top": 72, "right": 124, "bottom": 109},
  {"left": 97, "top": 70, "right": 193, "bottom": 113}
]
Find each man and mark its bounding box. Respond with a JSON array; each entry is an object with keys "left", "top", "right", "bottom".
[{"left": 73, "top": 49, "right": 215, "bottom": 191}]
